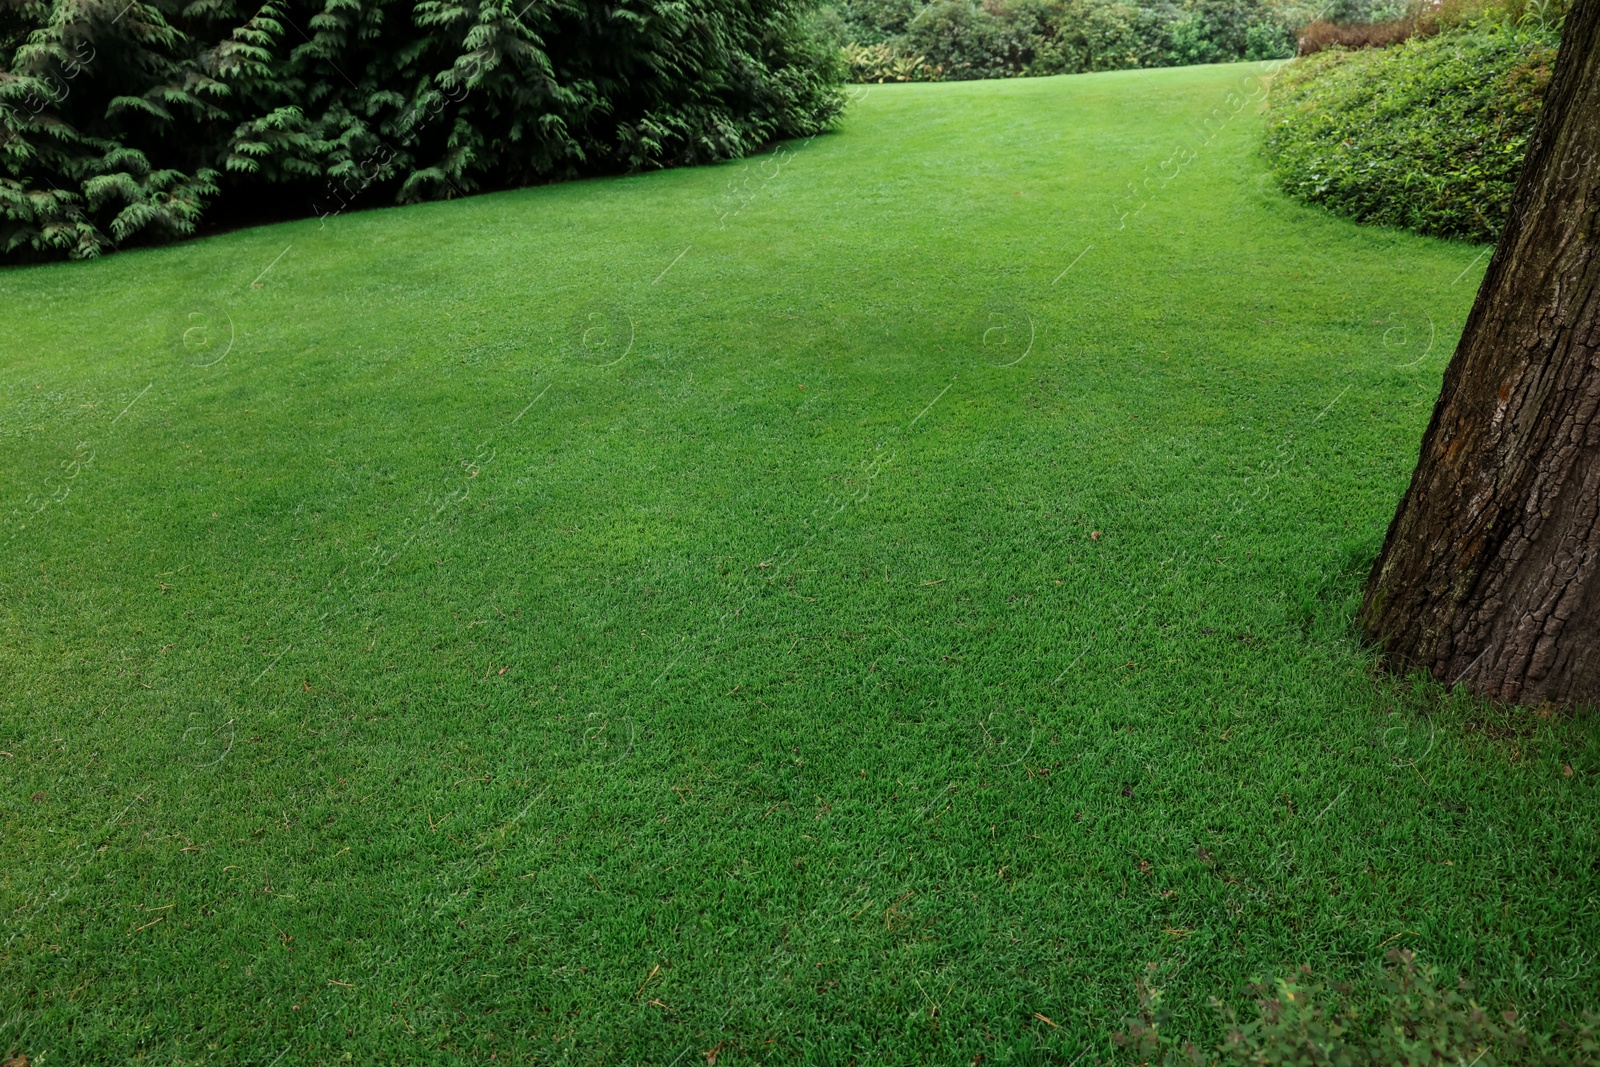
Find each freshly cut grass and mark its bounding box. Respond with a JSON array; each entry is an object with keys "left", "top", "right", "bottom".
[{"left": 2, "top": 62, "right": 1595, "bottom": 1065}]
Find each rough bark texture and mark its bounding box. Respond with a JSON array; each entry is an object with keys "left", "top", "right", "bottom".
[{"left": 1361, "top": 0, "right": 1600, "bottom": 706}]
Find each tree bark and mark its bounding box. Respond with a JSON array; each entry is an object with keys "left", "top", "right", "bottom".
[{"left": 1360, "top": 0, "right": 1600, "bottom": 707}]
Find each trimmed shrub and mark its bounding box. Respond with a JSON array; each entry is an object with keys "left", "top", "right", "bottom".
[
  {"left": 1263, "top": 22, "right": 1559, "bottom": 242},
  {"left": 834, "top": 0, "right": 1306, "bottom": 82},
  {"left": 0, "top": 0, "right": 846, "bottom": 262}
]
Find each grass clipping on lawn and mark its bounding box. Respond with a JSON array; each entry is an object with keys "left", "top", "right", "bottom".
[{"left": 1265, "top": 25, "right": 1559, "bottom": 242}]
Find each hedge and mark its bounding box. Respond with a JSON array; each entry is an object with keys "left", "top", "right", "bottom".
[
  {"left": 1263, "top": 22, "right": 1560, "bottom": 242},
  {"left": 0, "top": 0, "right": 844, "bottom": 261}
]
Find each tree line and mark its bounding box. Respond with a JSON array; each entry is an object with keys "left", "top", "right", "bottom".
[{"left": 828, "top": 0, "right": 1401, "bottom": 81}]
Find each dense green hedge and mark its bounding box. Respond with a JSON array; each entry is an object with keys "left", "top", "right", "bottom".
[
  {"left": 0, "top": 0, "right": 844, "bottom": 261},
  {"left": 832, "top": 0, "right": 1350, "bottom": 82},
  {"left": 1263, "top": 23, "right": 1559, "bottom": 242}
]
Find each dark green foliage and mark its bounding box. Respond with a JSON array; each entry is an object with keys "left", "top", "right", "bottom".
[
  {"left": 1263, "top": 23, "right": 1559, "bottom": 242},
  {"left": 0, "top": 0, "right": 844, "bottom": 261},
  {"left": 1116, "top": 951, "right": 1600, "bottom": 1065},
  {"left": 836, "top": 0, "right": 925, "bottom": 42},
  {"left": 836, "top": 0, "right": 1303, "bottom": 81},
  {"left": 899, "top": 0, "right": 1019, "bottom": 78},
  {"left": 1323, "top": 0, "right": 1407, "bottom": 21}
]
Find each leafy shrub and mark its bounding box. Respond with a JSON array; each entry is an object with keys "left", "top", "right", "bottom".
[
  {"left": 901, "top": 0, "right": 1028, "bottom": 78},
  {"left": 1322, "top": 0, "right": 1408, "bottom": 20},
  {"left": 834, "top": 0, "right": 1304, "bottom": 82},
  {"left": 1263, "top": 22, "right": 1558, "bottom": 242},
  {"left": 836, "top": 0, "right": 929, "bottom": 44},
  {"left": 1244, "top": 19, "right": 1297, "bottom": 58},
  {"left": 1026, "top": 0, "right": 1179, "bottom": 73},
  {"left": 842, "top": 40, "right": 939, "bottom": 79},
  {"left": 1114, "top": 950, "right": 1600, "bottom": 1066},
  {"left": 0, "top": 0, "right": 845, "bottom": 262}
]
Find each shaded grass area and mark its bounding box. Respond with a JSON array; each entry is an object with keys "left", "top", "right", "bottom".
[{"left": 1, "top": 62, "right": 1595, "bottom": 1064}]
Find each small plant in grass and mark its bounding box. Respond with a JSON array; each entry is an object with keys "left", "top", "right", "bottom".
[
  {"left": 1115, "top": 950, "right": 1599, "bottom": 1065},
  {"left": 843, "top": 41, "right": 941, "bottom": 79}
]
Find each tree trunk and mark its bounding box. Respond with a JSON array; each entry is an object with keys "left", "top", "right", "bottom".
[{"left": 1360, "top": 0, "right": 1600, "bottom": 707}]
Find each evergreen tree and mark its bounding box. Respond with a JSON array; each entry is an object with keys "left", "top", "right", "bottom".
[{"left": 0, "top": 0, "right": 844, "bottom": 260}]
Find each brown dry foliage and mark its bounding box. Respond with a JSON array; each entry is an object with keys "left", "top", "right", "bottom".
[
  {"left": 1297, "top": 15, "right": 1427, "bottom": 54},
  {"left": 1296, "top": 0, "right": 1521, "bottom": 55}
]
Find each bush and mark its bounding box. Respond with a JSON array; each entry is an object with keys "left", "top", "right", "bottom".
[
  {"left": 1295, "top": 0, "right": 1570, "bottom": 54},
  {"left": 902, "top": 0, "right": 1031, "bottom": 78},
  {"left": 1263, "top": 21, "right": 1559, "bottom": 242},
  {"left": 0, "top": 0, "right": 845, "bottom": 262},
  {"left": 833, "top": 0, "right": 1305, "bottom": 82},
  {"left": 1027, "top": 0, "right": 1179, "bottom": 74},
  {"left": 837, "top": 0, "right": 929, "bottom": 44},
  {"left": 1297, "top": 14, "right": 1423, "bottom": 53},
  {"left": 842, "top": 41, "right": 940, "bottom": 79}
]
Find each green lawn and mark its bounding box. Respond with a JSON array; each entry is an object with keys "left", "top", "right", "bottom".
[{"left": 2, "top": 61, "right": 1595, "bottom": 1064}]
